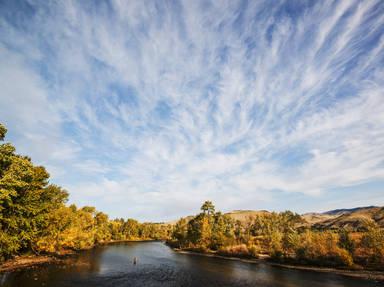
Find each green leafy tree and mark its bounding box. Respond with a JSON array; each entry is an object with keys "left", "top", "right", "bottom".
[
  {"left": 95, "top": 212, "right": 111, "bottom": 243},
  {"left": 0, "top": 124, "right": 68, "bottom": 259},
  {"left": 0, "top": 124, "right": 6, "bottom": 141},
  {"left": 172, "top": 218, "right": 188, "bottom": 247},
  {"left": 201, "top": 201, "right": 215, "bottom": 216},
  {"left": 210, "top": 212, "right": 234, "bottom": 250},
  {"left": 338, "top": 229, "right": 355, "bottom": 254},
  {"left": 122, "top": 218, "right": 140, "bottom": 239}
]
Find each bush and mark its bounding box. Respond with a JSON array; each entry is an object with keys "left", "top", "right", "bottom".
[
  {"left": 0, "top": 231, "right": 20, "bottom": 261},
  {"left": 218, "top": 244, "right": 250, "bottom": 257},
  {"left": 358, "top": 224, "right": 384, "bottom": 268},
  {"left": 334, "top": 248, "right": 353, "bottom": 267},
  {"left": 247, "top": 244, "right": 260, "bottom": 258},
  {"left": 293, "top": 231, "right": 353, "bottom": 267}
]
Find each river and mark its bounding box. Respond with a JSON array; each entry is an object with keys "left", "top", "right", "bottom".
[{"left": 0, "top": 242, "right": 381, "bottom": 287}]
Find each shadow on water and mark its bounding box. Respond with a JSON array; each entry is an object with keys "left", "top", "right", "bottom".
[{"left": 1, "top": 242, "right": 382, "bottom": 287}]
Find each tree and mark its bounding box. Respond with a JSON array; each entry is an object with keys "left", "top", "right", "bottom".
[
  {"left": 122, "top": 218, "right": 140, "bottom": 239},
  {"left": 201, "top": 201, "right": 215, "bottom": 216},
  {"left": 187, "top": 213, "right": 212, "bottom": 249},
  {"left": 0, "top": 123, "right": 175, "bottom": 262},
  {"left": 360, "top": 222, "right": 384, "bottom": 266},
  {"left": 95, "top": 212, "right": 111, "bottom": 243},
  {"left": 0, "top": 124, "right": 6, "bottom": 141},
  {"left": 338, "top": 229, "right": 355, "bottom": 254},
  {"left": 172, "top": 218, "right": 188, "bottom": 247},
  {"left": 210, "top": 212, "right": 234, "bottom": 250},
  {"left": 35, "top": 206, "right": 74, "bottom": 253},
  {"left": 0, "top": 124, "right": 68, "bottom": 259}
]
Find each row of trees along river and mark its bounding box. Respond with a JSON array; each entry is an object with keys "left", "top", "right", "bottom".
[
  {"left": 1, "top": 122, "right": 383, "bottom": 271},
  {"left": 0, "top": 123, "right": 170, "bottom": 263},
  {"left": 168, "top": 201, "right": 384, "bottom": 270}
]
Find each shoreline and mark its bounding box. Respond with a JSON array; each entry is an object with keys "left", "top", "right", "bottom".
[
  {"left": 0, "top": 254, "right": 67, "bottom": 273},
  {"left": 0, "top": 239, "right": 160, "bottom": 273},
  {"left": 173, "top": 249, "right": 384, "bottom": 282},
  {"left": 2, "top": 242, "right": 383, "bottom": 282},
  {"left": 99, "top": 239, "right": 161, "bottom": 244}
]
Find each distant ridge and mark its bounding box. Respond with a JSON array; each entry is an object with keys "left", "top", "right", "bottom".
[
  {"left": 306, "top": 206, "right": 384, "bottom": 230},
  {"left": 322, "top": 206, "right": 379, "bottom": 215}
]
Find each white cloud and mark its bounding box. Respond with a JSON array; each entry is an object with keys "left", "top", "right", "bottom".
[{"left": 1, "top": 0, "right": 383, "bottom": 220}]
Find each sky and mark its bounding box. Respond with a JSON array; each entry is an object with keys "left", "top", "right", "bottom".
[{"left": 0, "top": 0, "right": 383, "bottom": 222}]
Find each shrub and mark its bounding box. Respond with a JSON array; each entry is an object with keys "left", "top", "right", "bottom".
[
  {"left": 218, "top": 244, "right": 250, "bottom": 257},
  {"left": 247, "top": 244, "right": 260, "bottom": 258},
  {"left": 334, "top": 248, "right": 354, "bottom": 267},
  {"left": 358, "top": 224, "right": 384, "bottom": 268},
  {"left": 293, "top": 231, "right": 353, "bottom": 267}
]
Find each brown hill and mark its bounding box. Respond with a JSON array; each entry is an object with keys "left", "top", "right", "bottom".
[
  {"left": 168, "top": 210, "right": 270, "bottom": 225},
  {"left": 167, "top": 215, "right": 195, "bottom": 225},
  {"left": 301, "top": 213, "right": 338, "bottom": 225},
  {"left": 225, "top": 210, "right": 270, "bottom": 223},
  {"left": 309, "top": 206, "right": 384, "bottom": 231},
  {"left": 168, "top": 206, "right": 384, "bottom": 231}
]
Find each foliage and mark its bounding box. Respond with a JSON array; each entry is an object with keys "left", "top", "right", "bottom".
[
  {"left": 171, "top": 202, "right": 235, "bottom": 251},
  {"left": 1, "top": 123, "right": 383, "bottom": 271},
  {"left": 293, "top": 230, "right": 353, "bottom": 267},
  {"left": 0, "top": 123, "right": 70, "bottom": 259},
  {"left": 218, "top": 244, "right": 249, "bottom": 257},
  {"left": 170, "top": 200, "right": 384, "bottom": 270},
  {"left": 0, "top": 123, "right": 171, "bottom": 262},
  {"left": 358, "top": 222, "right": 384, "bottom": 267},
  {"left": 201, "top": 201, "right": 215, "bottom": 215},
  {"left": 338, "top": 229, "right": 355, "bottom": 254}
]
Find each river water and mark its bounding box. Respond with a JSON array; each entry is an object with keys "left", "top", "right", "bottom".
[{"left": 0, "top": 242, "right": 381, "bottom": 287}]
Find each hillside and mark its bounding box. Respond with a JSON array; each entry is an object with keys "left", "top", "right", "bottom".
[
  {"left": 310, "top": 206, "right": 384, "bottom": 231},
  {"left": 170, "top": 206, "right": 384, "bottom": 231},
  {"left": 225, "top": 210, "right": 270, "bottom": 223},
  {"left": 301, "top": 213, "right": 337, "bottom": 226},
  {"left": 168, "top": 210, "right": 271, "bottom": 225},
  {"left": 322, "top": 206, "right": 379, "bottom": 215}
]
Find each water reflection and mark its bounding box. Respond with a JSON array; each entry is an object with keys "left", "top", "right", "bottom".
[{"left": 1, "top": 242, "right": 381, "bottom": 287}]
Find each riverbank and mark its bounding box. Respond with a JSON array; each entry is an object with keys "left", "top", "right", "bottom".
[
  {"left": 0, "top": 239, "right": 160, "bottom": 273},
  {"left": 99, "top": 239, "right": 160, "bottom": 244},
  {"left": 173, "top": 249, "right": 384, "bottom": 282},
  {"left": 3, "top": 242, "right": 384, "bottom": 282},
  {"left": 3, "top": 241, "right": 376, "bottom": 287},
  {"left": 0, "top": 254, "right": 66, "bottom": 273}
]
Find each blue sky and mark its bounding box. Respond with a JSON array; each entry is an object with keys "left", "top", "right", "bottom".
[{"left": 1, "top": 0, "right": 383, "bottom": 221}]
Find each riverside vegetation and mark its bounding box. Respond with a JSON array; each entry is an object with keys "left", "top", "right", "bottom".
[
  {"left": 168, "top": 201, "right": 384, "bottom": 270},
  {"left": 0, "top": 123, "right": 170, "bottom": 264},
  {"left": 1, "top": 122, "right": 383, "bottom": 272}
]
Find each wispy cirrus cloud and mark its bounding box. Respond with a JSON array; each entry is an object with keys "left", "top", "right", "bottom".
[{"left": 0, "top": 0, "right": 383, "bottom": 221}]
